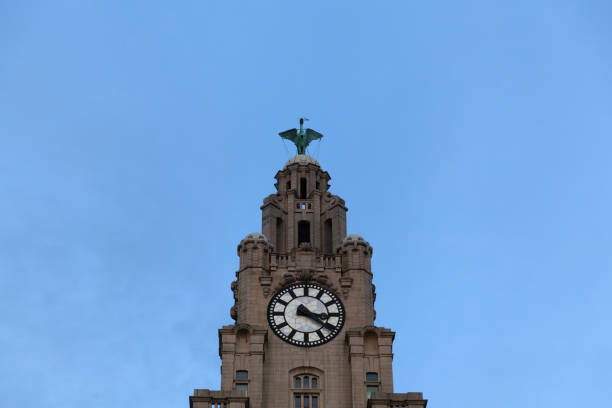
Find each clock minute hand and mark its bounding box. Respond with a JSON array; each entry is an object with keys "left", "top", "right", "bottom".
[{"left": 297, "top": 305, "right": 336, "bottom": 332}]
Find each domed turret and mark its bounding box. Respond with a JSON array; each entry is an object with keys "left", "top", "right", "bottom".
[
  {"left": 239, "top": 232, "right": 269, "bottom": 245},
  {"left": 340, "top": 234, "right": 375, "bottom": 326},
  {"left": 237, "top": 232, "right": 271, "bottom": 270}
]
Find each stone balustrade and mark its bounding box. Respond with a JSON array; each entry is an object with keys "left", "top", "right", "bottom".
[
  {"left": 189, "top": 389, "right": 248, "bottom": 408},
  {"left": 270, "top": 253, "right": 341, "bottom": 269}
]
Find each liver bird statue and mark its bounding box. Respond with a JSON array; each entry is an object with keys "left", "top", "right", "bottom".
[{"left": 279, "top": 118, "right": 323, "bottom": 155}]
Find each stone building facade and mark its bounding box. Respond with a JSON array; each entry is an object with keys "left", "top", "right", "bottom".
[{"left": 189, "top": 155, "right": 427, "bottom": 408}]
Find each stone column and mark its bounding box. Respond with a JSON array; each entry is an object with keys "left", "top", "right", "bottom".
[
  {"left": 348, "top": 330, "right": 367, "bottom": 408},
  {"left": 247, "top": 328, "right": 266, "bottom": 408},
  {"left": 313, "top": 189, "right": 321, "bottom": 250},
  {"left": 378, "top": 331, "right": 395, "bottom": 393},
  {"left": 218, "top": 328, "right": 237, "bottom": 391}
]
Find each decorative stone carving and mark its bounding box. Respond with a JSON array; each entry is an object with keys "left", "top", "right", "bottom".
[
  {"left": 339, "top": 276, "right": 353, "bottom": 298},
  {"left": 298, "top": 242, "right": 313, "bottom": 251},
  {"left": 296, "top": 268, "right": 315, "bottom": 281},
  {"left": 259, "top": 275, "right": 272, "bottom": 297}
]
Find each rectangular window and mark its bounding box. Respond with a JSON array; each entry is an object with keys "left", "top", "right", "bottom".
[
  {"left": 295, "top": 377, "right": 301, "bottom": 388},
  {"left": 303, "top": 376, "right": 309, "bottom": 388},
  {"left": 236, "top": 370, "right": 248, "bottom": 380},
  {"left": 367, "top": 385, "right": 379, "bottom": 398},
  {"left": 311, "top": 377, "right": 318, "bottom": 389},
  {"left": 303, "top": 396, "right": 310, "bottom": 408},
  {"left": 236, "top": 383, "right": 248, "bottom": 396},
  {"left": 295, "top": 396, "right": 301, "bottom": 408},
  {"left": 312, "top": 396, "right": 318, "bottom": 408},
  {"left": 366, "top": 372, "right": 378, "bottom": 382}
]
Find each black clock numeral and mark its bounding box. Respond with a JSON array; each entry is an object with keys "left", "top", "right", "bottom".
[
  {"left": 304, "top": 287, "right": 309, "bottom": 297},
  {"left": 304, "top": 332, "right": 309, "bottom": 343},
  {"left": 328, "top": 312, "right": 340, "bottom": 317},
  {"left": 315, "top": 290, "right": 323, "bottom": 299},
  {"left": 324, "top": 300, "right": 335, "bottom": 307},
  {"left": 277, "top": 321, "right": 288, "bottom": 329},
  {"left": 273, "top": 311, "right": 284, "bottom": 316},
  {"left": 288, "top": 289, "right": 297, "bottom": 299},
  {"left": 316, "top": 329, "right": 324, "bottom": 340},
  {"left": 277, "top": 299, "right": 288, "bottom": 306},
  {"left": 288, "top": 329, "right": 296, "bottom": 339}
]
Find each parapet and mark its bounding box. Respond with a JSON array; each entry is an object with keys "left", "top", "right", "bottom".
[
  {"left": 190, "top": 389, "right": 248, "bottom": 408},
  {"left": 367, "top": 392, "right": 428, "bottom": 408}
]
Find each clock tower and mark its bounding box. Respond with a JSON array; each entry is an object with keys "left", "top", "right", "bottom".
[{"left": 189, "top": 146, "right": 428, "bottom": 408}]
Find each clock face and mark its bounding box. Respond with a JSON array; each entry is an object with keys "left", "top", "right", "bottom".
[{"left": 267, "top": 283, "right": 345, "bottom": 347}]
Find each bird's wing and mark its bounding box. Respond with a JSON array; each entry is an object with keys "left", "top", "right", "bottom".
[
  {"left": 279, "top": 128, "right": 298, "bottom": 142},
  {"left": 305, "top": 128, "right": 323, "bottom": 141}
]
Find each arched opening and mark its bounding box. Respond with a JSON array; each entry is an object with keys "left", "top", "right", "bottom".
[
  {"left": 300, "top": 178, "right": 307, "bottom": 199},
  {"left": 276, "top": 217, "right": 284, "bottom": 252},
  {"left": 290, "top": 367, "right": 324, "bottom": 408},
  {"left": 298, "top": 221, "right": 310, "bottom": 245},
  {"left": 324, "top": 219, "right": 333, "bottom": 254}
]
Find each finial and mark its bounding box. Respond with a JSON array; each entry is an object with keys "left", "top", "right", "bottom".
[{"left": 279, "top": 118, "right": 323, "bottom": 155}]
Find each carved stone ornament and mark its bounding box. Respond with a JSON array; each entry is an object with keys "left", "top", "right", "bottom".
[
  {"left": 296, "top": 268, "right": 315, "bottom": 281},
  {"left": 259, "top": 275, "right": 272, "bottom": 297},
  {"left": 280, "top": 273, "right": 297, "bottom": 287},
  {"left": 298, "top": 242, "right": 313, "bottom": 251},
  {"left": 339, "top": 276, "right": 353, "bottom": 298},
  {"left": 231, "top": 280, "right": 239, "bottom": 301}
]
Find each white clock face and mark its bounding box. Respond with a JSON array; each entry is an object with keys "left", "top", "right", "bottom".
[{"left": 267, "top": 283, "right": 345, "bottom": 347}]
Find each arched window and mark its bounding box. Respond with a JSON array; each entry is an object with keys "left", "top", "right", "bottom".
[
  {"left": 298, "top": 221, "right": 310, "bottom": 245},
  {"left": 293, "top": 374, "right": 320, "bottom": 408}
]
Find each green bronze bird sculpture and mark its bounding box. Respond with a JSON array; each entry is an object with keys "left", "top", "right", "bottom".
[{"left": 279, "top": 118, "right": 323, "bottom": 155}]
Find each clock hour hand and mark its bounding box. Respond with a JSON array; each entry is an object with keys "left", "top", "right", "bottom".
[
  {"left": 297, "top": 304, "right": 335, "bottom": 331},
  {"left": 296, "top": 304, "right": 328, "bottom": 320}
]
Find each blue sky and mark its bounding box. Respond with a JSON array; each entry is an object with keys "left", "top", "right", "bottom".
[{"left": 1, "top": 1, "right": 611, "bottom": 407}]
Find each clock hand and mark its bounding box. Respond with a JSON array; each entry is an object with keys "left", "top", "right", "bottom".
[
  {"left": 296, "top": 304, "right": 329, "bottom": 320},
  {"left": 297, "top": 305, "right": 335, "bottom": 331}
]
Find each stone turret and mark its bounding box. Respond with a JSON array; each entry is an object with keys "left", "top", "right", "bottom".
[
  {"left": 235, "top": 232, "right": 272, "bottom": 325},
  {"left": 237, "top": 232, "right": 271, "bottom": 270},
  {"left": 340, "top": 234, "right": 375, "bottom": 327}
]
